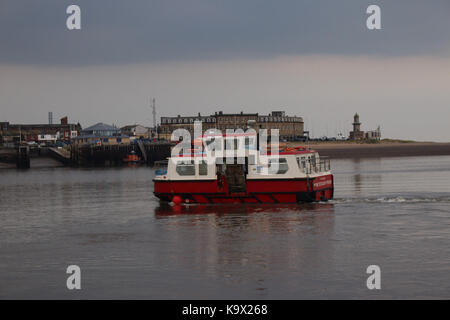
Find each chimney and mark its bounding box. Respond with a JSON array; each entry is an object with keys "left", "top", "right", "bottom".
[{"left": 60, "top": 116, "right": 68, "bottom": 125}]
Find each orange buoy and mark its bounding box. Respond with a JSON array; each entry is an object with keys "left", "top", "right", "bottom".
[{"left": 172, "top": 195, "right": 182, "bottom": 205}]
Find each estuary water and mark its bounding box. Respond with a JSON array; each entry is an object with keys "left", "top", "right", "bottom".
[{"left": 0, "top": 156, "right": 449, "bottom": 299}]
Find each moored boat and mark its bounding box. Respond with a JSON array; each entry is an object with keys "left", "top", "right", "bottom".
[{"left": 123, "top": 150, "right": 141, "bottom": 164}]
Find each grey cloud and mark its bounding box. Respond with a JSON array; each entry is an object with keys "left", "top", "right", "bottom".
[{"left": 1, "top": 0, "right": 450, "bottom": 65}]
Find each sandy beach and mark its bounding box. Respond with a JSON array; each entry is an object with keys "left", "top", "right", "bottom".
[{"left": 288, "top": 141, "right": 450, "bottom": 158}]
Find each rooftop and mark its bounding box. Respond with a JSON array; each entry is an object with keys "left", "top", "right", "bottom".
[{"left": 82, "top": 123, "right": 119, "bottom": 132}]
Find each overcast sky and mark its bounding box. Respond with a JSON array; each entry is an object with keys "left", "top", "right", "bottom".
[{"left": 1, "top": 0, "right": 450, "bottom": 141}]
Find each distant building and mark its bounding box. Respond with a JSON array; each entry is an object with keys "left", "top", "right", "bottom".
[
  {"left": 365, "top": 127, "right": 381, "bottom": 140},
  {"left": 349, "top": 113, "right": 364, "bottom": 140},
  {"left": 349, "top": 113, "right": 381, "bottom": 141},
  {"left": 0, "top": 117, "right": 81, "bottom": 145},
  {"left": 159, "top": 113, "right": 217, "bottom": 141},
  {"left": 37, "top": 133, "right": 58, "bottom": 144},
  {"left": 120, "top": 124, "right": 152, "bottom": 139},
  {"left": 74, "top": 122, "right": 129, "bottom": 146},
  {"left": 159, "top": 110, "right": 304, "bottom": 141},
  {"left": 81, "top": 123, "right": 120, "bottom": 137},
  {"left": 60, "top": 116, "right": 68, "bottom": 125},
  {"left": 73, "top": 135, "right": 131, "bottom": 146}
]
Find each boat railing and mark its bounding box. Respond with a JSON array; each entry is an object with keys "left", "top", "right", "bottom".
[
  {"left": 154, "top": 160, "right": 168, "bottom": 167},
  {"left": 313, "top": 157, "right": 331, "bottom": 173}
]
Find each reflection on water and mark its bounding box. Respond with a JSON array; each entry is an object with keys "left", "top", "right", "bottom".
[
  {"left": 344, "top": 158, "right": 383, "bottom": 196},
  {"left": 0, "top": 156, "right": 450, "bottom": 299},
  {"left": 155, "top": 202, "right": 334, "bottom": 216},
  {"left": 352, "top": 158, "right": 363, "bottom": 194},
  {"left": 152, "top": 203, "right": 335, "bottom": 296}
]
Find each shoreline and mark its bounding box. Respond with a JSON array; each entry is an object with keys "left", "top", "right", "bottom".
[
  {"left": 2, "top": 142, "right": 450, "bottom": 169},
  {"left": 290, "top": 142, "right": 450, "bottom": 159}
]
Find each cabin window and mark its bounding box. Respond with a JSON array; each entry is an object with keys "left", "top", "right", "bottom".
[
  {"left": 311, "top": 155, "right": 316, "bottom": 171},
  {"left": 304, "top": 157, "right": 311, "bottom": 174},
  {"left": 297, "top": 156, "right": 307, "bottom": 172},
  {"left": 225, "top": 138, "right": 239, "bottom": 150},
  {"left": 268, "top": 158, "right": 288, "bottom": 174},
  {"left": 199, "top": 161, "right": 208, "bottom": 175},
  {"left": 176, "top": 160, "right": 195, "bottom": 176},
  {"left": 244, "top": 137, "right": 255, "bottom": 147}
]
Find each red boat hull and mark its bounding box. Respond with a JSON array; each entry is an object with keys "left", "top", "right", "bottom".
[{"left": 154, "top": 174, "right": 333, "bottom": 204}]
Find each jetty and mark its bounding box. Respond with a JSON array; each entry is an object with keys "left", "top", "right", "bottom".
[
  {"left": 69, "top": 141, "right": 172, "bottom": 167},
  {"left": 48, "top": 147, "right": 71, "bottom": 165},
  {"left": 0, "top": 141, "right": 172, "bottom": 168}
]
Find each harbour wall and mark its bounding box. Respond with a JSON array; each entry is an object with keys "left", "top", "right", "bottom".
[
  {"left": 0, "top": 141, "right": 173, "bottom": 168},
  {"left": 69, "top": 142, "right": 172, "bottom": 167}
]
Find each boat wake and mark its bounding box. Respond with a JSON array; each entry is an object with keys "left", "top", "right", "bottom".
[{"left": 331, "top": 195, "right": 450, "bottom": 204}]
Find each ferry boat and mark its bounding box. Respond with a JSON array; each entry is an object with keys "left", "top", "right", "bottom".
[{"left": 153, "top": 134, "right": 333, "bottom": 204}]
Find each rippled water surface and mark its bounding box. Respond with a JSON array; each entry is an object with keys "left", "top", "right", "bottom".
[{"left": 1, "top": 156, "right": 449, "bottom": 299}]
